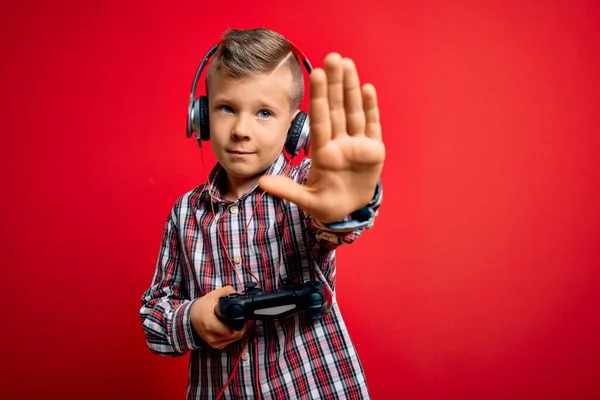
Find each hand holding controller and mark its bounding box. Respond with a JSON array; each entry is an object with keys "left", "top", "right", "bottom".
[
  {"left": 190, "top": 286, "right": 249, "bottom": 349},
  {"left": 215, "top": 281, "right": 333, "bottom": 331}
]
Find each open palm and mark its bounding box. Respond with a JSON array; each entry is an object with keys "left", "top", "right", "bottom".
[{"left": 259, "top": 52, "right": 385, "bottom": 224}]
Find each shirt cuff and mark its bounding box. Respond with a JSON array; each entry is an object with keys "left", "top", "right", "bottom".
[
  {"left": 172, "top": 299, "right": 203, "bottom": 352},
  {"left": 319, "top": 180, "right": 382, "bottom": 233}
]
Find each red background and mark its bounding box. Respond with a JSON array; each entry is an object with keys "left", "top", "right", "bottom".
[{"left": 1, "top": 0, "right": 599, "bottom": 399}]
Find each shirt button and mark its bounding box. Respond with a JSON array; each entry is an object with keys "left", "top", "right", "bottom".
[
  {"left": 233, "top": 255, "right": 241, "bottom": 264},
  {"left": 242, "top": 352, "right": 250, "bottom": 362},
  {"left": 230, "top": 205, "right": 239, "bottom": 215}
]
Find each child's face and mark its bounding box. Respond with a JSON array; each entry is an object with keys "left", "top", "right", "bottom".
[{"left": 207, "top": 67, "right": 297, "bottom": 183}]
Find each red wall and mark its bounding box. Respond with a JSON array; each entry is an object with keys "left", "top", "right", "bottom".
[{"left": 1, "top": 0, "right": 599, "bottom": 399}]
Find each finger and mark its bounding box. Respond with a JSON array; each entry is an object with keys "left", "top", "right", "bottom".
[
  {"left": 342, "top": 58, "right": 365, "bottom": 136},
  {"left": 213, "top": 333, "right": 247, "bottom": 349},
  {"left": 209, "top": 285, "right": 237, "bottom": 299},
  {"left": 211, "top": 337, "right": 238, "bottom": 350},
  {"left": 362, "top": 84, "right": 382, "bottom": 141},
  {"left": 324, "top": 53, "right": 346, "bottom": 138},
  {"left": 211, "top": 323, "right": 249, "bottom": 347},
  {"left": 211, "top": 315, "right": 251, "bottom": 340},
  {"left": 209, "top": 316, "right": 240, "bottom": 337},
  {"left": 258, "top": 175, "right": 315, "bottom": 212},
  {"left": 212, "top": 321, "right": 248, "bottom": 339},
  {"left": 309, "top": 68, "right": 331, "bottom": 150}
]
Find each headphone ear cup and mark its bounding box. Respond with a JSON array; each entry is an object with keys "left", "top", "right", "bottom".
[
  {"left": 190, "top": 98, "right": 201, "bottom": 139},
  {"left": 199, "top": 96, "right": 210, "bottom": 141},
  {"left": 286, "top": 111, "right": 310, "bottom": 158}
]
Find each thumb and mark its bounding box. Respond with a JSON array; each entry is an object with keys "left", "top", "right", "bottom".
[
  {"left": 209, "top": 285, "right": 238, "bottom": 300},
  {"left": 258, "top": 175, "right": 314, "bottom": 210}
]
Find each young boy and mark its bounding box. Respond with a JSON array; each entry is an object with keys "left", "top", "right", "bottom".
[{"left": 140, "top": 28, "right": 385, "bottom": 399}]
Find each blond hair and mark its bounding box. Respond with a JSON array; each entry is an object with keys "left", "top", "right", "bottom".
[{"left": 206, "top": 28, "right": 305, "bottom": 111}]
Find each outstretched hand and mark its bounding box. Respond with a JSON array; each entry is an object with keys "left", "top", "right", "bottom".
[{"left": 259, "top": 52, "right": 385, "bottom": 224}]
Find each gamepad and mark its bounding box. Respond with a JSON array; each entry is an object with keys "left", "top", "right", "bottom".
[{"left": 215, "top": 280, "right": 333, "bottom": 331}]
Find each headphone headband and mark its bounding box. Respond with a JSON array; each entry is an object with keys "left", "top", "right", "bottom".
[{"left": 186, "top": 41, "right": 312, "bottom": 139}]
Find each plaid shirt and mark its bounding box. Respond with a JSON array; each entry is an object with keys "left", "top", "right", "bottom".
[{"left": 140, "top": 153, "right": 380, "bottom": 399}]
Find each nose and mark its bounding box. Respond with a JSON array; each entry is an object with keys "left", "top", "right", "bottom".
[{"left": 231, "top": 114, "right": 251, "bottom": 141}]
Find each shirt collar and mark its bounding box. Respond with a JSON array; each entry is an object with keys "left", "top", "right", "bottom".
[{"left": 199, "top": 152, "right": 291, "bottom": 204}]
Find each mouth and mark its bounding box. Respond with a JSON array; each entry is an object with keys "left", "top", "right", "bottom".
[{"left": 226, "top": 150, "right": 255, "bottom": 158}]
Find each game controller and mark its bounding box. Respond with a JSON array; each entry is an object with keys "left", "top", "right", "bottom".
[{"left": 215, "top": 280, "right": 333, "bottom": 331}]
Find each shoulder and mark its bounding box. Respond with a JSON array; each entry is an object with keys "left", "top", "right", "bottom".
[{"left": 167, "top": 184, "right": 206, "bottom": 225}]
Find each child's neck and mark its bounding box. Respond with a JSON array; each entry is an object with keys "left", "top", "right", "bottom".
[{"left": 222, "top": 173, "right": 262, "bottom": 202}]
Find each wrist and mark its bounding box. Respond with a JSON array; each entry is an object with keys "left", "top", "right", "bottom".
[{"left": 319, "top": 180, "right": 382, "bottom": 231}]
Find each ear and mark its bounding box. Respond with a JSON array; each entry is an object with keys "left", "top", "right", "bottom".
[{"left": 291, "top": 109, "right": 301, "bottom": 123}]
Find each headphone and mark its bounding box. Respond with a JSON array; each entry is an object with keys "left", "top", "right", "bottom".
[{"left": 186, "top": 42, "right": 313, "bottom": 158}]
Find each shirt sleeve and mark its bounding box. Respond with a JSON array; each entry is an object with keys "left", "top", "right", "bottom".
[
  {"left": 294, "top": 159, "right": 383, "bottom": 291},
  {"left": 139, "top": 206, "right": 203, "bottom": 357}
]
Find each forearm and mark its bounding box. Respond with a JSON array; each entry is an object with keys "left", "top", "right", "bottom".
[{"left": 140, "top": 204, "right": 204, "bottom": 356}]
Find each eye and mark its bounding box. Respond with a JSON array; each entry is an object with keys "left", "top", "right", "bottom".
[
  {"left": 258, "top": 109, "right": 273, "bottom": 119},
  {"left": 218, "top": 105, "right": 234, "bottom": 114}
]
